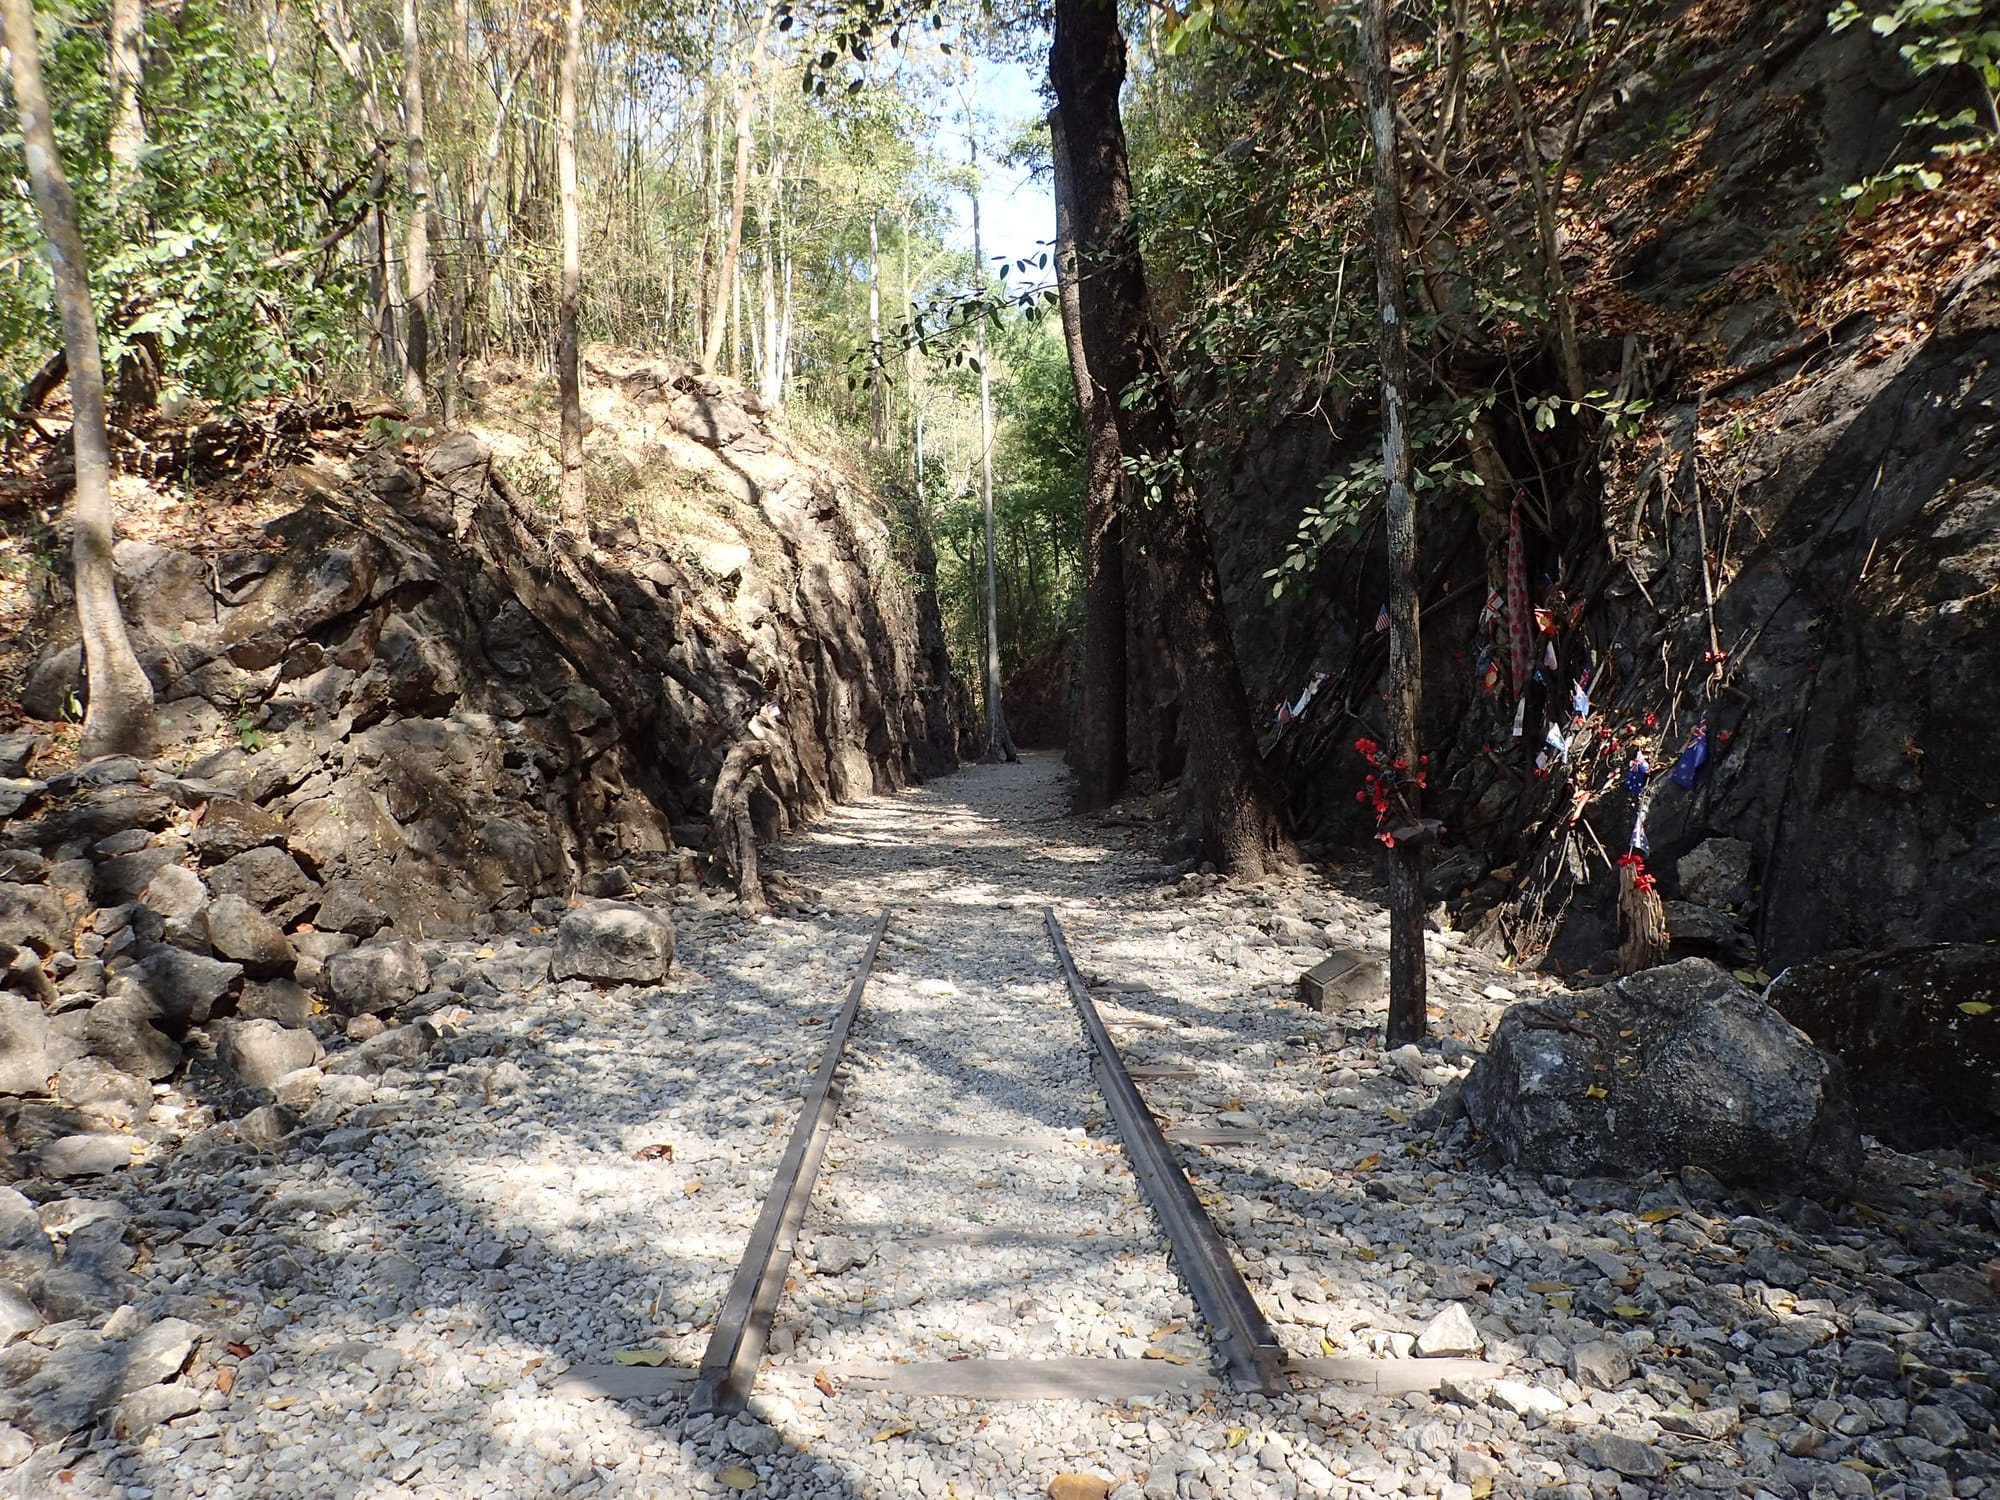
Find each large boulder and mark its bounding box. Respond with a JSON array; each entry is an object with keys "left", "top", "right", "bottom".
[
  {"left": 83, "top": 996, "right": 183, "bottom": 1080},
  {"left": 0, "top": 994, "right": 50, "bottom": 1096},
  {"left": 1768, "top": 942, "right": 2000, "bottom": 1149},
  {"left": 1462, "top": 959, "right": 1859, "bottom": 1194},
  {"left": 322, "top": 940, "right": 429, "bottom": 1016},
  {"left": 216, "top": 1018, "right": 323, "bottom": 1090},
  {"left": 202, "top": 895, "right": 295, "bottom": 978},
  {"left": 550, "top": 900, "right": 675, "bottom": 984},
  {"left": 107, "top": 945, "right": 242, "bottom": 1027},
  {"left": 0, "top": 883, "right": 67, "bottom": 955}
]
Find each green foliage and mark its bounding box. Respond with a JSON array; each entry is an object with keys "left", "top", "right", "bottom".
[
  {"left": 0, "top": 0, "right": 368, "bottom": 410},
  {"left": 1826, "top": 1, "right": 1998, "bottom": 215},
  {"left": 1264, "top": 394, "right": 1493, "bottom": 599}
]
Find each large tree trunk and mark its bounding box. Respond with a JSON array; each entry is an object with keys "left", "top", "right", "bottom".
[
  {"left": 398, "top": 0, "right": 434, "bottom": 415},
  {"left": 1049, "top": 0, "right": 1287, "bottom": 873},
  {"left": 1362, "top": 0, "right": 1429, "bottom": 1045},
  {"left": 700, "top": 0, "right": 774, "bottom": 375},
  {"left": 4, "top": 0, "right": 157, "bottom": 759},
  {"left": 1050, "top": 105, "right": 1126, "bottom": 812},
  {"left": 964, "top": 83, "right": 1016, "bottom": 763},
  {"left": 555, "top": 0, "right": 585, "bottom": 530}
]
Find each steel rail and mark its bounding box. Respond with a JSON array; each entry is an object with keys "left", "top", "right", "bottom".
[
  {"left": 1043, "top": 907, "right": 1288, "bottom": 1395},
  {"left": 689, "top": 907, "right": 891, "bottom": 1415}
]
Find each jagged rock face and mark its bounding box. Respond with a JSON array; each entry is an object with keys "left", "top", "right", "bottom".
[
  {"left": 1461, "top": 958, "right": 1860, "bottom": 1194},
  {"left": 1769, "top": 943, "right": 2000, "bottom": 1149}
]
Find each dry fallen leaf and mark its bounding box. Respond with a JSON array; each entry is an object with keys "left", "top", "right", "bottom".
[
  {"left": 718, "top": 1464, "right": 756, "bottom": 1491},
  {"left": 216, "top": 1369, "right": 234, "bottom": 1396},
  {"left": 684, "top": 1180, "right": 703, "bottom": 1194},
  {"left": 225, "top": 1342, "right": 254, "bottom": 1359},
  {"left": 814, "top": 1369, "right": 836, "bottom": 1397},
  {"left": 873, "top": 1422, "right": 914, "bottom": 1442},
  {"left": 632, "top": 1143, "right": 675, "bottom": 1162},
  {"left": 1639, "top": 1207, "right": 1681, "bottom": 1224},
  {"left": 1048, "top": 1476, "right": 1113, "bottom": 1500},
  {"left": 1352, "top": 1153, "right": 1381, "bottom": 1172},
  {"left": 1584, "top": 1084, "right": 1608, "bottom": 1099}
]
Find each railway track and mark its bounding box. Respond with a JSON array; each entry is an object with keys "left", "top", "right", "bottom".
[{"left": 689, "top": 904, "right": 1285, "bottom": 1416}]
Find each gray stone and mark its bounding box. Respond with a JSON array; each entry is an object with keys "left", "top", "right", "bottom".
[
  {"left": 468, "top": 1240, "right": 512, "bottom": 1270},
  {"left": 1909, "top": 1402, "right": 1970, "bottom": 1447},
  {"left": 312, "top": 879, "right": 390, "bottom": 937},
  {"left": 109, "top": 1381, "right": 202, "bottom": 1439},
  {"left": 288, "top": 929, "right": 356, "bottom": 990},
  {"left": 1297, "top": 949, "right": 1386, "bottom": 1012},
  {"left": 1676, "top": 838, "right": 1753, "bottom": 909},
  {"left": 326, "top": 1024, "right": 429, "bottom": 1076},
  {"left": 1387, "top": 1042, "right": 1428, "bottom": 1085},
  {"left": 93, "top": 846, "right": 185, "bottom": 906},
  {"left": 205, "top": 845, "right": 317, "bottom": 919},
  {"left": 0, "top": 733, "right": 47, "bottom": 778},
  {"left": 0, "top": 883, "right": 67, "bottom": 955},
  {"left": 726, "top": 1416, "right": 782, "bottom": 1458},
  {"left": 549, "top": 900, "right": 675, "bottom": 984},
  {"left": 216, "top": 1018, "right": 322, "bottom": 1089},
  {"left": 1842, "top": 1339, "right": 1901, "bottom": 1380},
  {"left": 0, "top": 993, "right": 50, "bottom": 1096},
  {"left": 322, "top": 940, "right": 429, "bottom": 1016},
  {"left": 1568, "top": 1339, "right": 1633, "bottom": 1391},
  {"left": 237, "top": 976, "right": 316, "bottom": 1028},
  {"left": 238, "top": 1104, "right": 297, "bottom": 1143},
  {"left": 271, "top": 1067, "right": 322, "bottom": 1107},
  {"left": 108, "top": 1317, "right": 197, "bottom": 1396},
  {"left": 1415, "top": 1304, "right": 1482, "bottom": 1358},
  {"left": 203, "top": 894, "right": 295, "bottom": 978},
  {"left": 188, "top": 798, "right": 289, "bottom": 860},
  {"left": 0, "top": 1421, "right": 27, "bottom": 1468},
  {"left": 52, "top": 1058, "right": 152, "bottom": 1128},
  {"left": 1489, "top": 1379, "right": 1566, "bottom": 1420},
  {"left": 110, "top": 944, "right": 242, "bottom": 1025},
  {"left": 36, "top": 1132, "right": 135, "bottom": 1177},
  {"left": 12, "top": 1337, "right": 120, "bottom": 1440},
  {"left": 29, "top": 1267, "right": 120, "bottom": 1322},
  {"left": 0, "top": 1280, "right": 40, "bottom": 1342},
  {"left": 1461, "top": 960, "right": 1860, "bottom": 1193},
  {"left": 140, "top": 863, "right": 208, "bottom": 919},
  {"left": 0, "top": 1189, "right": 53, "bottom": 1276},
  {"left": 1589, "top": 1434, "right": 1666, "bottom": 1479},
  {"left": 82, "top": 995, "right": 182, "bottom": 1080},
  {"left": 580, "top": 866, "right": 634, "bottom": 899}
]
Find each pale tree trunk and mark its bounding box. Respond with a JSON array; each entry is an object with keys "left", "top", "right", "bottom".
[
  {"left": 1362, "top": 0, "right": 1429, "bottom": 1046},
  {"left": 964, "top": 82, "right": 1016, "bottom": 763},
  {"left": 556, "top": 0, "right": 585, "bottom": 529},
  {"left": 314, "top": 0, "right": 403, "bottom": 386},
  {"left": 106, "top": 0, "right": 144, "bottom": 202},
  {"left": 701, "top": 0, "right": 775, "bottom": 374},
  {"left": 398, "top": 0, "right": 434, "bottom": 415},
  {"left": 4, "top": 0, "right": 157, "bottom": 758},
  {"left": 1050, "top": 105, "right": 1125, "bottom": 811},
  {"left": 867, "top": 210, "right": 886, "bottom": 448},
  {"left": 757, "top": 140, "right": 783, "bottom": 407}
]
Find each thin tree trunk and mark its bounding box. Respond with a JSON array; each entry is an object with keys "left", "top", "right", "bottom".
[
  {"left": 398, "top": 0, "right": 434, "bottom": 414},
  {"left": 106, "top": 0, "right": 144, "bottom": 202},
  {"left": 1362, "top": 0, "right": 1429, "bottom": 1045},
  {"left": 963, "top": 81, "right": 1016, "bottom": 763},
  {"left": 1050, "top": 0, "right": 1289, "bottom": 873},
  {"left": 867, "top": 210, "right": 886, "bottom": 448},
  {"left": 701, "top": 0, "right": 774, "bottom": 374},
  {"left": 1051, "top": 105, "right": 1127, "bottom": 811},
  {"left": 4, "top": 0, "right": 156, "bottom": 758},
  {"left": 556, "top": 0, "right": 585, "bottom": 529},
  {"left": 758, "top": 143, "right": 783, "bottom": 407}
]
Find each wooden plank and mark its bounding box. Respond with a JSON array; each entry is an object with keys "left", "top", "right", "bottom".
[
  {"left": 811, "top": 1357, "right": 1220, "bottom": 1401},
  {"left": 857, "top": 1130, "right": 1079, "bottom": 1155},
  {"left": 1289, "top": 1355, "right": 1502, "bottom": 1394},
  {"left": 810, "top": 1223, "right": 1147, "bottom": 1251},
  {"left": 552, "top": 1365, "right": 697, "bottom": 1401}
]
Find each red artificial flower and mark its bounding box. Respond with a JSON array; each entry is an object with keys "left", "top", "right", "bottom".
[{"left": 1355, "top": 737, "right": 1380, "bottom": 760}]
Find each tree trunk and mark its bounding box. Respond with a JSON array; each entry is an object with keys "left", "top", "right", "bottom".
[
  {"left": 398, "top": 0, "right": 434, "bottom": 415},
  {"left": 701, "top": 0, "right": 774, "bottom": 374},
  {"left": 1049, "top": 0, "right": 1287, "bottom": 872},
  {"left": 1050, "top": 105, "right": 1126, "bottom": 811},
  {"left": 1362, "top": 0, "right": 1429, "bottom": 1045},
  {"left": 965, "top": 85, "right": 1016, "bottom": 763},
  {"left": 867, "top": 210, "right": 886, "bottom": 449},
  {"left": 758, "top": 144, "right": 784, "bottom": 408},
  {"left": 4, "top": 0, "right": 157, "bottom": 759},
  {"left": 106, "top": 0, "right": 144, "bottom": 202},
  {"left": 555, "top": 0, "right": 585, "bottom": 530}
]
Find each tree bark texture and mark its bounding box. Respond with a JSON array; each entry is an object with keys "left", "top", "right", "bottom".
[
  {"left": 106, "top": 0, "right": 144, "bottom": 203},
  {"left": 398, "top": 0, "right": 434, "bottom": 414},
  {"left": 1050, "top": 0, "right": 1287, "bottom": 873},
  {"left": 1050, "top": 104, "right": 1126, "bottom": 811},
  {"left": 701, "top": 0, "right": 774, "bottom": 375},
  {"left": 1362, "top": 0, "right": 1429, "bottom": 1046},
  {"left": 556, "top": 0, "right": 585, "bottom": 529},
  {"left": 965, "top": 86, "right": 1016, "bottom": 763},
  {"left": 4, "top": 0, "right": 157, "bottom": 759}
]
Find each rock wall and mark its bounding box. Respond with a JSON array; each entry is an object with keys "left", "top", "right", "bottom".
[
  {"left": 1187, "top": 5, "right": 2000, "bottom": 975},
  {"left": 0, "top": 361, "right": 955, "bottom": 1156}
]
